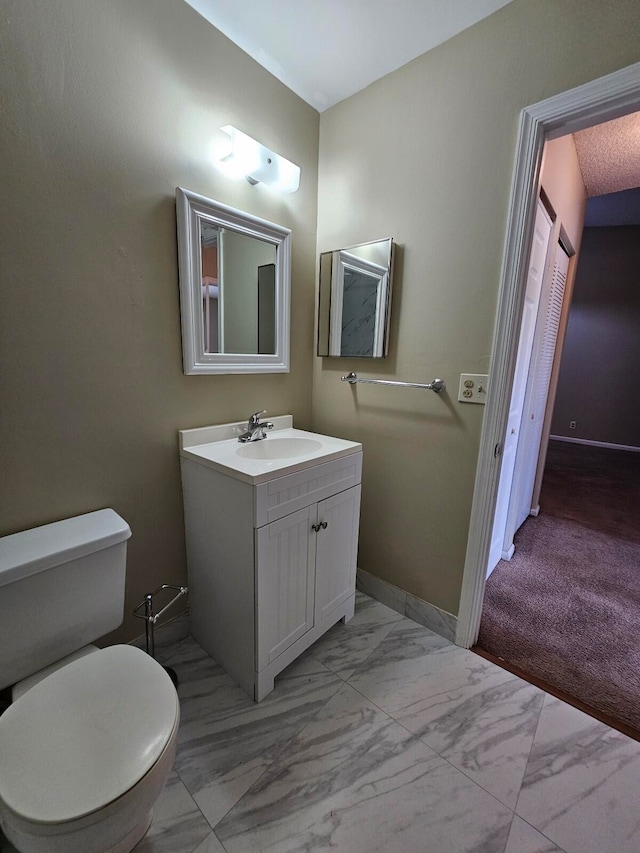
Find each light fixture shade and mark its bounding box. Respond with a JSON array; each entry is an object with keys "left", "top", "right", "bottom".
[{"left": 220, "top": 125, "right": 300, "bottom": 193}]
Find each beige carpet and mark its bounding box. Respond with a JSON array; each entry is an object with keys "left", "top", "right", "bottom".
[
  {"left": 541, "top": 440, "right": 640, "bottom": 543},
  {"left": 477, "top": 442, "right": 640, "bottom": 733}
]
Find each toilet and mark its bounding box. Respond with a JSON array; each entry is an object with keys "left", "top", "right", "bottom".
[{"left": 0, "top": 509, "right": 180, "bottom": 853}]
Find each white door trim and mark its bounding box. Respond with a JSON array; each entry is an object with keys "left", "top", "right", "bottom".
[{"left": 455, "top": 61, "right": 640, "bottom": 650}]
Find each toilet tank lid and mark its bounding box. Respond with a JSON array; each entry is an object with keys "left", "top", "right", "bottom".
[{"left": 0, "top": 509, "right": 131, "bottom": 588}]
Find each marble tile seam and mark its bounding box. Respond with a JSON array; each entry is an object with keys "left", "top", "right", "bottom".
[
  {"left": 342, "top": 672, "right": 526, "bottom": 824},
  {"left": 180, "top": 751, "right": 270, "bottom": 839},
  {"left": 340, "top": 616, "right": 552, "bottom": 815},
  {"left": 511, "top": 691, "right": 558, "bottom": 820},
  {"left": 326, "top": 614, "right": 424, "bottom": 688},
  {"left": 343, "top": 614, "right": 519, "bottom": 708},
  {"left": 510, "top": 814, "right": 569, "bottom": 853},
  {"left": 305, "top": 617, "right": 403, "bottom": 684},
  {"left": 167, "top": 603, "right": 544, "bottom": 847},
  {"left": 413, "top": 729, "right": 532, "bottom": 817},
  {"left": 187, "top": 832, "right": 228, "bottom": 853},
  {"left": 210, "top": 830, "right": 230, "bottom": 853},
  {"left": 188, "top": 617, "right": 468, "bottom": 843},
  {"left": 212, "top": 678, "right": 515, "bottom": 851},
  {"left": 171, "top": 763, "right": 221, "bottom": 839},
  {"left": 191, "top": 832, "right": 229, "bottom": 853},
  {"left": 197, "top": 677, "right": 345, "bottom": 835}
]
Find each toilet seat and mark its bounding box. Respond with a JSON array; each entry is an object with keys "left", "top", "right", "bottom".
[{"left": 0, "top": 645, "right": 179, "bottom": 824}]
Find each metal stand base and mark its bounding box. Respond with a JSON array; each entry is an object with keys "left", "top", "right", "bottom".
[
  {"left": 133, "top": 585, "right": 188, "bottom": 690},
  {"left": 164, "top": 666, "right": 179, "bottom": 688}
]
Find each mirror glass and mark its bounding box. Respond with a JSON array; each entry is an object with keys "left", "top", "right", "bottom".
[
  {"left": 317, "top": 238, "right": 394, "bottom": 358},
  {"left": 176, "top": 187, "right": 290, "bottom": 374}
]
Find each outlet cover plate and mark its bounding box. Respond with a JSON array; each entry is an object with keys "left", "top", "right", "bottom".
[{"left": 458, "top": 374, "right": 489, "bottom": 404}]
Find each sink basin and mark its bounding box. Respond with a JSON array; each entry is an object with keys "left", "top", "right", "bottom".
[
  {"left": 179, "top": 418, "right": 362, "bottom": 484},
  {"left": 236, "top": 437, "right": 323, "bottom": 460}
]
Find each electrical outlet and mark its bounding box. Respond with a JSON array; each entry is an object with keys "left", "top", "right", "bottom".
[
  {"left": 458, "top": 374, "right": 489, "bottom": 404},
  {"left": 569, "top": 420, "right": 576, "bottom": 430}
]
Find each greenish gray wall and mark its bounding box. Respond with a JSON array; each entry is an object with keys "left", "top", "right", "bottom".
[
  {"left": 0, "top": 0, "right": 319, "bottom": 642},
  {"left": 2, "top": 0, "right": 639, "bottom": 642},
  {"left": 313, "top": 0, "right": 640, "bottom": 615}
]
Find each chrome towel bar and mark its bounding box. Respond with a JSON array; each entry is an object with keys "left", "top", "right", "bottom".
[{"left": 341, "top": 372, "right": 445, "bottom": 393}]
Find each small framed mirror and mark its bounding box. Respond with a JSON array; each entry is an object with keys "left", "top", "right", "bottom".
[
  {"left": 176, "top": 187, "right": 291, "bottom": 374},
  {"left": 317, "top": 238, "right": 394, "bottom": 358}
]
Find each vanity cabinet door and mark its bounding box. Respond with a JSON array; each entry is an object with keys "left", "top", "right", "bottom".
[
  {"left": 255, "top": 505, "right": 316, "bottom": 670},
  {"left": 313, "top": 485, "right": 361, "bottom": 624}
]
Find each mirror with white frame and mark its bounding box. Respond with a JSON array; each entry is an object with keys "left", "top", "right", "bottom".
[
  {"left": 176, "top": 187, "right": 291, "bottom": 374},
  {"left": 317, "top": 238, "right": 394, "bottom": 358}
]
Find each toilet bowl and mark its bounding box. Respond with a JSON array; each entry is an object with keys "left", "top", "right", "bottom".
[
  {"left": 0, "top": 510, "right": 180, "bottom": 853},
  {"left": 0, "top": 646, "right": 180, "bottom": 853}
]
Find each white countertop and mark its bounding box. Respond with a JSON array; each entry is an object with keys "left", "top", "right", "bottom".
[{"left": 179, "top": 417, "right": 362, "bottom": 485}]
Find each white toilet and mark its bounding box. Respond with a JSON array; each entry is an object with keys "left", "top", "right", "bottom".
[{"left": 0, "top": 509, "right": 180, "bottom": 853}]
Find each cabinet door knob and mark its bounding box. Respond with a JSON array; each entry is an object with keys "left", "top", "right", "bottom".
[
  {"left": 320, "top": 520, "right": 328, "bottom": 529},
  {"left": 311, "top": 521, "right": 329, "bottom": 532},
  {"left": 311, "top": 522, "right": 321, "bottom": 532}
]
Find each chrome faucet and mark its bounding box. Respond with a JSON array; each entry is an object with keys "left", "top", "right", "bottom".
[{"left": 238, "top": 410, "right": 274, "bottom": 443}]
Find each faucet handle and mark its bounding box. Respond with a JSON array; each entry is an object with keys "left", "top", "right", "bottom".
[{"left": 248, "top": 410, "right": 267, "bottom": 427}]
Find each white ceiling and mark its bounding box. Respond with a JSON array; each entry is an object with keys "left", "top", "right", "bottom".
[
  {"left": 573, "top": 112, "right": 640, "bottom": 197},
  {"left": 183, "top": 0, "right": 640, "bottom": 204},
  {"left": 183, "top": 0, "right": 514, "bottom": 112}
]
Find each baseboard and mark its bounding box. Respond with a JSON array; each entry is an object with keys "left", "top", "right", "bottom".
[
  {"left": 550, "top": 435, "right": 640, "bottom": 453},
  {"left": 356, "top": 568, "right": 457, "bottom": 643},
  {"left": 529, "top": 505, "right": 540, "bottom": 517},
  {"left": 501, "top": 543, "right": 515, "bottom": 561}
]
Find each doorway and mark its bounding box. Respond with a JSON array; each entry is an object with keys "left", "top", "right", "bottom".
[
  {"left": 476, "top": 180, "right": 640, "bottom": 734},
  {"left": 456, "top": 61, "right": 640, "bottom": 649}
]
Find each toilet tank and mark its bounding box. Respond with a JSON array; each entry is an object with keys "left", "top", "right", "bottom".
[{"left": 0, "top": 509, "right": 131, "bottom": 691}]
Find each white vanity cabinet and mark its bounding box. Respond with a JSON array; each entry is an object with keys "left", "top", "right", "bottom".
[
  {"left": 256, "top": 484, "right": 361, "bottom": 676},
  {"left": 179, "top": 422, "right": 362, "bottom": 701}
]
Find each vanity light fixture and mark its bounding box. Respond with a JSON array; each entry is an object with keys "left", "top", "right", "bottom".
[{"left": 219, "top": 125, "right": 300, "bottom": 193}]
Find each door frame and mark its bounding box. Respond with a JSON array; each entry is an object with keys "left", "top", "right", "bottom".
[{"left": 456, "top": 61, "right": 640, "bottom": 649}]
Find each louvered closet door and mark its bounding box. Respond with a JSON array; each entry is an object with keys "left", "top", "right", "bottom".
[
  {"left": 512, "top": 244, "right": 570, "bottom": 532},
  {"left": 487, "top": 199, "right": 552, "bottom": 574}
]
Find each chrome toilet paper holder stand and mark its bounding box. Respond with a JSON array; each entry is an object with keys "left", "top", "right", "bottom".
[{"left": 133, "top": 584, "right": 188, "bottom": 687}]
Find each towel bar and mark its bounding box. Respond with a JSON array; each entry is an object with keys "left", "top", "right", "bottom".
[{"left": 341, "top": 372, "right": 445, "bottom": 393}]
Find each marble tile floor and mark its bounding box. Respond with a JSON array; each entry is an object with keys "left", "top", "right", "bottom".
[{"left": 2, "top": 592, "right": 640, "bottom": 853}]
